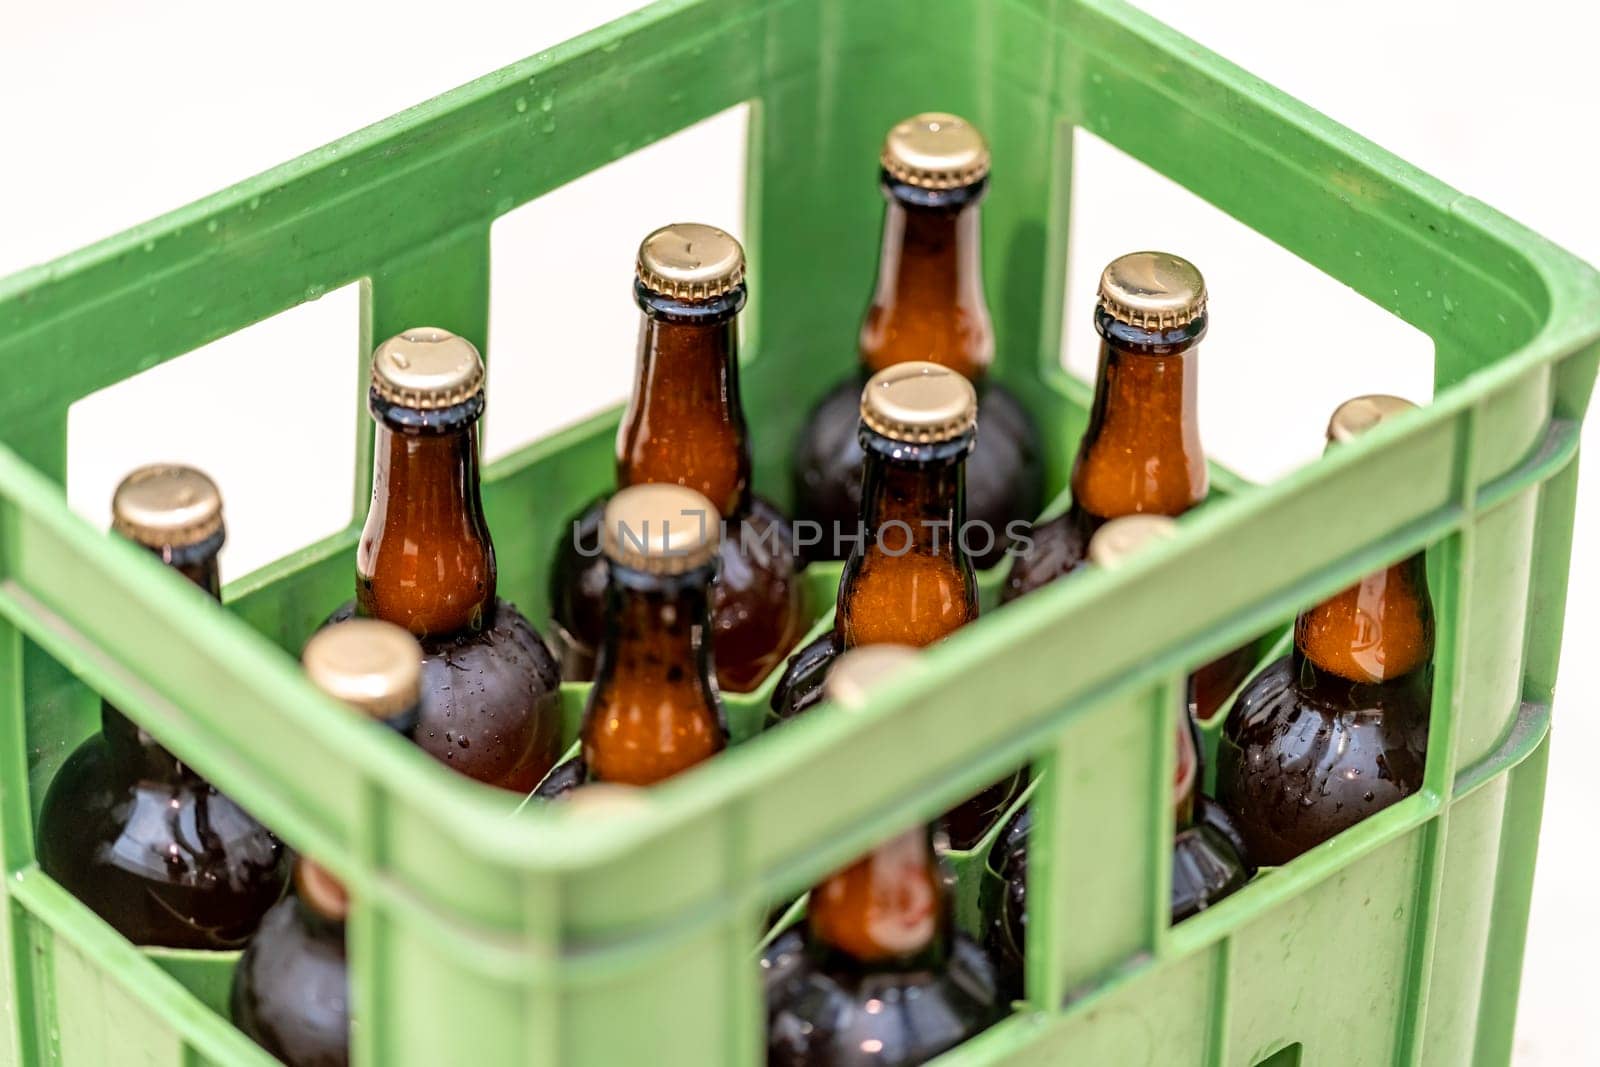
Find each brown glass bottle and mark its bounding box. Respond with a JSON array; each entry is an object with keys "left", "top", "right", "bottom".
[
  {"left": 38, "top": 466, "right": 289, "bottom": 948},
  {"left": 764, "top": 647, "right": 1001, "bottom": 1064},
  {"left": 233, "top": 620, "right": 423, "bottom": 1066},
  {"left": 982, "top": 517, "right": 1251, "bottom": 998},
  {"left": 549, "top": 224, "right": 808, "bottom": 693},
  {"left": 793, "top": 113, "right": 1041, "bottom": 570},
  {"left": 233, "top": 858, "right": 351, "bottom": 1066},
  {"left": 543, "top": 484, "right": 729, "bottom": 792},
  {"left": 1004, "top": 251, "right": 1208, "bottom": 599},
  {"left": 332, "top": 327, "right": 562, "bottom": 793},
  {"left": 1216, "top": 396, "right": 1433, "bottom": 866},
  {"left": 774, "top": 362, "right": 1014, "bottom": 849}
]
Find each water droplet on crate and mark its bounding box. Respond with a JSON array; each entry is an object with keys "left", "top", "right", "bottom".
[
  {"left": 206, "top": 220, "right": 219, "bottom": 234},
  {"left": 249, "top": 196, "right": 262, "bottom": 210},
  {"left": 541, "top": 94, "right": 554, "bottom": 112},
  {"left": 142, "top": 240, "right": 155, "bottom": 253},
  {"left": 515, "top": 97, "right": 529, "bottom": 113}
]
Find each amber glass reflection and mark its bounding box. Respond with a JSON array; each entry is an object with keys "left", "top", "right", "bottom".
[
  {"left": 792, "top": 174, "right": 1041, "bottom": 569},
  {"left": 581, "top": 563, "right": 727, "bottom": 787},
  {"left": 38, "top": 537, "right": 289, "bottom": 948},
  {"left": 550, "top": 284, "right": 807, "bottom": 693},
  {"left": 345, "top": 395, "right": 562, "bottom": 793},
  {"left": 1216, "top": 554, "right": 1434, "bottom": 865}
]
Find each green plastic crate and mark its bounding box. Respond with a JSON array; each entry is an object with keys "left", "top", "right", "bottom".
[{"left": 1, "top": 0, "right": 1596, "bottom": 1063}]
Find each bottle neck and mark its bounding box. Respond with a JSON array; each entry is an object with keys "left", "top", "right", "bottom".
[
  {"left": 585, "top": 566, "right": 724, "bottom": 786},
  {"left": 860, "top": 183, "right": 992, "bottom": 380},
  {"left": 104, "top": 542, "right": 222, "bottom": 782},
  {"left": 358, "top": 418, "right": 495, "bottom": 639},
  {"left": 837, "top": 439, "right": 978, "bottom": 648},
  {"left": 1070, "top": 309, "right": 1207, "bottom": 522},
  {"left": 1294, "top": 554, "right": 1434, "bottom": 685},
  {"left": 808, "top": 826, "right": 946, "bottom": 971},
  {"left": 618, "top": 290, "right": 752, "bottom": 519}
]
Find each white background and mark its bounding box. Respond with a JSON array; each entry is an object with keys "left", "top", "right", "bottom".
[{"left": 2, "top": 2, "right": 1595, "bottom": 1063}]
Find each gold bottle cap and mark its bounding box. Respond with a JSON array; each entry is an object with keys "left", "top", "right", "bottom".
[
  {"left": 558, "top": 782, "right": 651, "bottom": 817},
  {"left": 111, "top": 464, "right": 225, "bottom": 548},
  {"left": 1087, "top": 514, "right": 1180, "bottom": 569},
  {"left": 371, "top": 327, "right": 485, "bottom": 410},
  {"left": 601, "top": 484, "right": 722, "bottom": 574},
  {"left": 1326, "top": 394, "right": 1418, "bottom": 444},
  {"left": 302, "top": 619, "right": 423, "bottom": 721},
  {"left": 1098, "top": 251, "right": 1208, "bottom": 330},
  {"left": 295, "top": 857, "right": 350, "bottom": 923},
  {"left": 859, "top": 361, "right": 978, "bottom": 443},
  {"left": 881, "top": 113, "right": 991, "bottom": 190},
  {"left": 823, "top": 645, "right": 920, "bottom": 710},
  {"left": 636, "top": 223, "right": 746, "bottom": 302}
]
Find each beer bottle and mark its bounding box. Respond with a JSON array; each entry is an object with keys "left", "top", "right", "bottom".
[
  {"left": 792, "top": 113, "right": 1041, "bottom": 569},
  {"left": 233, "top": 619, "right": 422, "bottom": 1067},
  {"left": 333, "top": 327, "right": 563, "bottom": 792},
  {"left": 1004, "top": 252, "right": 1257, "bottom": 719},
  {"left": 1004, "top": 251, "right": 1207, "bottom": 596},
  {"left": 764, "top": 647, "right": 1001, "bottom": 1065},
  {"left": 38, "top": 465, "right": 288, "bottom": 948},
  {"left": 982, "top": 516, "right": 1251, "bottom": 997},
  {"left": 1216, "top": 395, "right": 1432, "bottom": 865},
  {"left": 549, "top": 223, "right": 808, "bottom": 693},
  {"left": 542, "top": 483, "right": 728, "bottom": 792},
  {"left": 774, "top": 361, "right": 1014, "bottom": 849}
]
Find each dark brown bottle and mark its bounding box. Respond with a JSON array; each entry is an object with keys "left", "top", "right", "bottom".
[
  {"left": 1216, "top": 396, "right": 1432, "bottom": 866},
  {"left": 982, "top": 516, "right": 1251, "bottom": 998},
  {"left": 1003, "top": 252, "right": 1258, "bottom": 716},
  {"left": 543, "top": 484, "right": 729, "bottom": 791},
  {"left": 764, "top": 647, "right": 1001, "bottom": 1065},
  {"left": 333, "top": 327, "right": 563, "bottom": 793},
  {"left": 233, "top": 620, "right": 423, "bottom": 1066},
  {"left": 38, "top": 466, "right": 288, "bottom": 948},
  {"left": 773, "top": 363, "right": 1014, "bottom": 848},
  {"left": 233, "top": 858, "right": 351, "bottom": 1067},
  {"left": 549, "top": 224, "right": 808, "bottom": 693},
  {"left": 792, "top": 113, "right": 1041, "bottom": 570}
]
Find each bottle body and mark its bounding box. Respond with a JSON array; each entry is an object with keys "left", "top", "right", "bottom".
[
  {"left": 38, "top": 707, "right": 288, "bottom": 949},
  {"left": 232, "top": 861, "right": 350, "bottom": 1067},
  {"left": 350, "top": 387, "right": 563, "bottom": 793},
  {"left": 793, "top": 175, "right": 1042, "bottom": 570},
  {"left": 1216, "top": 556, "right": 1434, "bottom": 865},
  {"left": 38, "top": 531, "right": 288, "bottom": 948},
  {"left": 1215, "top": 653, "right": 1430, "bottom": 865},
  {"left": 231, "top": 897, "right": 349, "bottom": 1066},
  {"left": 764, "top": 827, "right": 1000, "bottom": 1065}
]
